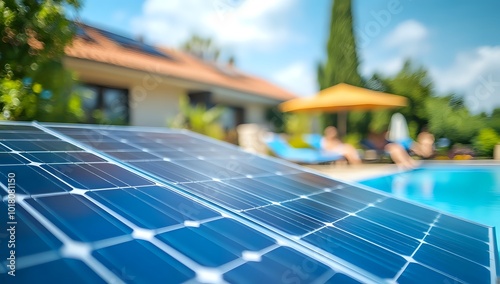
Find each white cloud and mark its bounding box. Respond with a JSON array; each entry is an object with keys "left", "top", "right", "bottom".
[
  {"left": 361, "top": 20, "right": 429, "bottom": 76},
  {"left": 131, "top": 0, "right": 298, "bottom": 49},
  {"left": 431, "top": 46, "right": 500, "bottom": 113},
  {"left": 383, "top": 20, "right": 428, "bottom": 51},
  {"left": 271, "top": 62, "right": 317, "bottom": 97}
]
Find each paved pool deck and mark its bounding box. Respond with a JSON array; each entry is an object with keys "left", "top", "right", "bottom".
[
  {"left": 305, "top": 160, "right": 500, "bottom": 182},
  {"left": 305, "top": 163, "right": 401, "bottom": 182}
]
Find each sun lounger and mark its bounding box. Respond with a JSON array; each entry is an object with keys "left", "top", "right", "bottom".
[{"left": 264, "top": 134, "right": 342, "bottom": 164}]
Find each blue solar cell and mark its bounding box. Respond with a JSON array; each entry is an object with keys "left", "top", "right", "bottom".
[
  {"left": 93, "top": 240, "right": 195, "bottom": 283},
  {"left": 289, "top": 172, "right": 344, "bottom": 188},
  {"left": 310, "top": 192, "right": 367, "bottom": 213},
  {"left": 157, "top": 218, "right": 275, "bottom": 267},
  {"left": 88, "top": 141, "right": 140, "bottom": 151},
  {"left": 0, "top": 132, "right": 55, "bottom": 140},
  {"left": 181, "top": 181, "right": 269, "bottom": 210},
  {"left": 1, "top": 140, "right": 82, "bottom": 151},
  {"left": 136, "top": 185, "right": 220, "bottom": 220},
  {"left": 26, "top": 195, "right": 132, "bottom": 242},
  {"left": 335, "top": 216, "right": 421, "bottom": 255},
  {"left": 356, "top": 207, "right": 429, "bottom": 239},
  {"left": 333, "top": 186, "right": 385, "bottom": 204},
  {"left": 425, "top": 225, "right": 490, "bottom": 266},
  {"left": 303, "top": 227, "right": 407, "bottom": 279},
  {"left": 256, "top": 175, "right": 324, "bottom": 195},
  {"left": 105, "top": 150, "right": 162, "bottom": 161},
  {"left": 413, "top": 244, "right": 491, "bottom": 283},
  {"left": 0, "top": 153, "right": 29, "bottom": 164},
  {"left": 129, "top": 161, "right": 211, "bottom": 183},
  {"left": 207, "top": 158, "right": 276, "bottom": 175},
  {"left": 226, "top": 178, "right": 298, "bottom": 202},
  {"left": 325, "top": 273, "right": 362, "bottom": 283},
  {"left": 0, "top": 125, "right": 42, "bottom": 131},
  {"left": 0, "top": 143, "right": 9, "bottom": 151},
  {"left": 153, "top": 150, "right": 197, "bottom": 159},
  {"left": 245, "top": 205, "right": 324, "bottom": 236},
  {"left": 0, "top": 165, "right": 72, "bottom": 195},
  {"left": 41, "top": 163, "right": 153, "bottom": 189},
  {"left": 88, "top": 189, "right": 186, "bottom": 229},
  {"left": 436, "top": 214, "right": 490, "bottom": 242},
  {"left": 377, "top": 198, "right": 438, "bottom": 224},
  {"left": 0, "top": 201, "right": 62, "bottom": 258},
  {"left": 88, "top": 163, "right": 154, "bottom": 187},
  {"left": 87, "top": 186, "right": 220, "bottom": 229},
  {"left": 22, "top": 152, "right": 106, "bottom": 163},
  {"left": 7, "top": 258, "right": 104, "bottom": 283},
  {"left": 397, "top": 263, "right": 460, "bottom": 284},
  {"left": 223, "top": 247, "right": 334, "bottom": 283},
  {"left": 283, "top": 198, "right": 348, "bottom": 223},
  {"left": 173, "top": 159, "right": 243, "bottom": 179}
]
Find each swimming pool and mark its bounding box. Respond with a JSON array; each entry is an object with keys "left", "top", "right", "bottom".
[{"left": 360, "top": 164, "right": 500, "bottom": 250}]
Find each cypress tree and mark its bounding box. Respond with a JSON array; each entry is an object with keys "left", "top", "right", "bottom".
[{"left": 318, "top": 0, "right": 363, "bottom": 134}]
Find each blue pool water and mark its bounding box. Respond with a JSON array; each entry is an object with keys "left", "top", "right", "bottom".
[{"left": 360, "top": 165, "right": 500, "bottom": 250}]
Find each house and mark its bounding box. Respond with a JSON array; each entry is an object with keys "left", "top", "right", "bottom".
[{"left": 63, "top": 24, "right": 296, "bottom": 129}]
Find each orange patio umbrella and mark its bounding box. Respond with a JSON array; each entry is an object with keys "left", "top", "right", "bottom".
[{"left": 279, "top": 83, "right": 408, "bottom": 136}]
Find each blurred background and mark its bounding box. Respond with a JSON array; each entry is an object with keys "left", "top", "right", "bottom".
[{"left": 1, "top": 0, "right": 500, "bottom": 158}]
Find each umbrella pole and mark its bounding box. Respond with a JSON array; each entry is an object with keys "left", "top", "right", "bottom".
[{"left": 337, "top": 111, "right": 347, "bottom": 138}]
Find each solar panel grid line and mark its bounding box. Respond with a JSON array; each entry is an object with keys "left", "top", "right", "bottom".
[
  {"left": 292, "top": 196, "right": 387, "bottom": 239},
  {"left": 392, "top": 213, "right": 441, "bottom": 281},
  {"left": 10, "top": 196, "right": 123, "bottom": 283},
  {"left": 155, "top": 134, "right": 496, "bottom": 282},
  {"left": 53, "top": 127, "right": 306, "bottom": 188},
  {"left": 34, "top": 122, "right": 381, "bottom": 283},
  {"left": 0, "top": 123, "right": 342, "bottom": 282},
  {"left": 43, "top": 123, "right": 500, "bottom": 282}
]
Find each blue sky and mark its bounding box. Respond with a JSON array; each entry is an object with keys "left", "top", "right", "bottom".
[{"left": 74, "top": 0, "right": 500, "bottom": 113}]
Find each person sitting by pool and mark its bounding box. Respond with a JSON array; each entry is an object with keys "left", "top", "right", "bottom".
[
  {"left": 384, "top": 141, "right": 419, "bottom": 169},
  {"left": 386, "top": 127, "right": 437, "bottom": 168},
  {"left": 321, "top": 126, "right": 361, "bottom": 165},
  {"left": 363, "top": 130, "right": 418, "bottom": 169},
  {"left": 411, "top": 127, "right": 435, "bottom": 158}
]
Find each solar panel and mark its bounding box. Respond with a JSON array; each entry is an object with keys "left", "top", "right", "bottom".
[
  {"left": 94, "top": 28, "right": 172, "bottom": 59},
  {"left": 0, "top": 122, "right": 499, "bottom": 283}
]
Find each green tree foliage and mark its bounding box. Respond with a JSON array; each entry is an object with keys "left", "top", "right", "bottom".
[
  {"left": 473, "top": 128, "right": 500, "bottom": 157},
  {"left": 266, "top": 106, "right": 287, "bottom": 133},
  {"left": 169, "top": 96, "right": 225, "bottom": 140},
  {"left": 377, "top": 61, "right": 433, "bottom": 132},
  {"left": 318, "top": 0, "right": 363, "bottom": 130},
  {"left": 0, "top": 0, "right": 82, "bottom": 121},
  {"left": 485, "top": 108, "right": 500, "bottom": 133},
  {"left": 318, "top": 0, "right": 362, "bottom": 89},
  {"left": 425, "top": 96, "right": 484, "bottom": 144},
  {"left": 181, "top": 35, "right": 235, "bottom": 65}
]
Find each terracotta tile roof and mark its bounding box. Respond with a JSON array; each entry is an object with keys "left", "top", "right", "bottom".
[{"left": 65, "top": 25, "right": 296, "bottom": 101}]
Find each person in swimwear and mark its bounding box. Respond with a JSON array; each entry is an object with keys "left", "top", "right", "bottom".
[{"left": 321, "top": 126, "right": 362, "bottom": 165}]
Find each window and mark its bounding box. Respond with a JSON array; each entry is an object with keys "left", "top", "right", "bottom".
[
  {"left": 220, "top": 106, "right": 245, "bottom": 130},
  {"left": 78, "top": 84, "right": 129, "bottom": 125}
]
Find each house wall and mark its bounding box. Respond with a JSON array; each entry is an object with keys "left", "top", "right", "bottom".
[
  {"left": 64, "top": 58, "right": 186, "bottom": 127},
  {"left": 244, "top": 104, "right": 267, "bottom": 125},
  {"left": 130, "top": 86, "right": 183, "bottom": 127},
  {"left": 64, "top": 57, "right": 282, "bottom": 128}
]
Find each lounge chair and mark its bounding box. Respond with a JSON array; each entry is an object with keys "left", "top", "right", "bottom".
[
  {"left": 303, "top": 133, "right": 323, "bottom": 150},
  {"left": 264, "top": 134, "right": 342, "bottom": 164}
]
